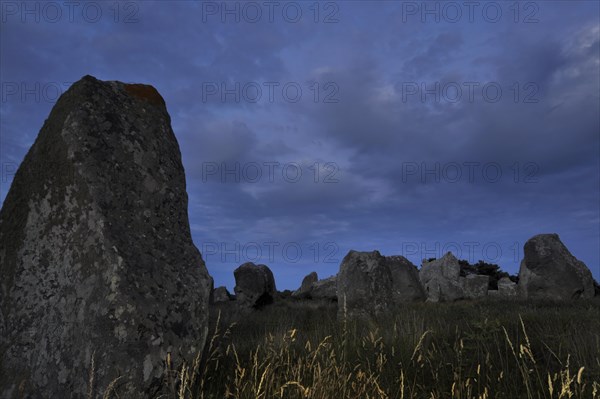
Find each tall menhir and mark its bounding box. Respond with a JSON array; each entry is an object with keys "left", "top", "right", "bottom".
[{"left": 0, "top": 75, "right": 212, "bottom": 398}]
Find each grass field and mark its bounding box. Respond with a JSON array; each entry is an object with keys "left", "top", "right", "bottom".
[{"left": 147, "top": 297, "right": 600, "bottom": 399}]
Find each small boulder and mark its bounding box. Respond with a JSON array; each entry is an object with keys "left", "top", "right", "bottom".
[
  {"left": 233, "top": 262, "right": 276, "bottom": 308},
  {"left": 518, "top": 234, "right": 595, "bottom": 300},
  {"left": 292, "top": 272, "right": 337, "bottom": 301},
  {"left": 212, "top": 286, "right": 233, "bottom": 303},
  {"left": 310, "top": 275, "right": 338, "bottom": 301},
  {"left": 292, "top": 271, "right": 319, "bottom": 298},
  {"left": 498, "top": 277, "right": 518, "bottom": 297},
  {"left": 488, "top": 278, "right": 518, "bottom": 300},
  {"left": 462, "top": 274, "right": 489, "bottom": 299}
]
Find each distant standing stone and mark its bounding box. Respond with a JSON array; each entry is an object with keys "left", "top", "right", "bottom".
[
  {"left": 292, "top": 271, "right": 319, "bottom": 297},
  {"left": 461, "top": 274, "right": 489, "bottom": 299},
  {"left": 234, "top": 262, "right": 277, "bottom": 308},
  {"left": 498, "top": 277, "right": 518, "bottom": 297},
  {"left": 337, "top": 250, "right": 425, "bottom": 318},
  {"left": 212, "top": 286, "right": 233, "bottom": 303},
  {"left": 518, "top": 234, "right": 595, "bottom": 300},
  {"left": 419, "top": 252, "right": 465, "bottom": 302},
  {"left": 310, "top": 275, "right": 338, "bottom": 301}
]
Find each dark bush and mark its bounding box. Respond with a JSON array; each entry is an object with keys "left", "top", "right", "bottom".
[{"left": 459, "top": 259, "right": 517, "bottom": 290}]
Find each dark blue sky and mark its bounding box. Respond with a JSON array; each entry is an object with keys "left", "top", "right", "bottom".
[{"left": 1, "top": 1, "right": 599, "bottom": 291}]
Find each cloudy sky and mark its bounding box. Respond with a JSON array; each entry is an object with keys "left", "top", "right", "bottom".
[{"left": 1, "top": 1, "right": 599, "bottom": 290}]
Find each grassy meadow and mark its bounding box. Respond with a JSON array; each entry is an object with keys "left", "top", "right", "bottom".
[{"left": 137, "top": 297, "right": 600, "bottom": 399}]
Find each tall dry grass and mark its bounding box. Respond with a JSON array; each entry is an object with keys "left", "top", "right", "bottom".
[{"left": 102, "top": 299, "right": 600, "bottom": 398}]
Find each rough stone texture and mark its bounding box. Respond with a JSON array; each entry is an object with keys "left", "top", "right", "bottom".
[
  {"left": 518, "top": 234, "right": 595, "bottom": 300},
  {"left": 207, "top": 277, "right": 215, "bottom": 304},
  {"left": 292, "top": 272, "right": 337, "bottom": 301},
  {"left": 461, "top": 274, "right": 489, "bottom": 299},
  {"left": 310, "top": 275, "right": 338, "bottom": 301},
  {"left": 419, "top": 252, "right": 465, "bottom": 302},
  {"left": 488, "top": 277, "right": 518, "bottom": 299},
  {"left": 233, "top": 262, "right": 276, "bottom": 308},
  {"left": 498, "top": 277, "right": 518, "bottom": 297},
  {"left": 337, "top": 250, "right": 425, "bottom": 317},
  {"left": 387, "top": 256, "right": 428, "bottom": 302},
  {"left": 292, "top": 271, "right": 318, "bottom": 298},
  {"left": 212, "top": 286, "right": 232, "bottom": 303},
  {"left": 0, "top": 309, "right": 4, "bottom": 341},
  {"left": 0, "top": 75, "right": 212, "bottom": 398}
]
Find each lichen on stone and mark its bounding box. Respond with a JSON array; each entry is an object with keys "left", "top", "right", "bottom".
[{"left": 123, "top": 84, "right": 166, "bottom": 107}]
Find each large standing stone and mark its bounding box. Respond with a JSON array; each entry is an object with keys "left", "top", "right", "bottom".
[
  {"left": 337, "top": 250, "right": 425, "bottom": 317},
  {"left": 0, "top": 76, "right": 212, "bottom": 398},
  {"left": 233, "top": 262, "right": 276, "bottom": 308},
  {"left": 419, "top": 252, "right": 465, "bottom": 302},
  {"left": 518, "top": 234, "right": 595, "bottom": 300},
  {"left": 292, "top": 271, "right": 319, "bottom": 298}
]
